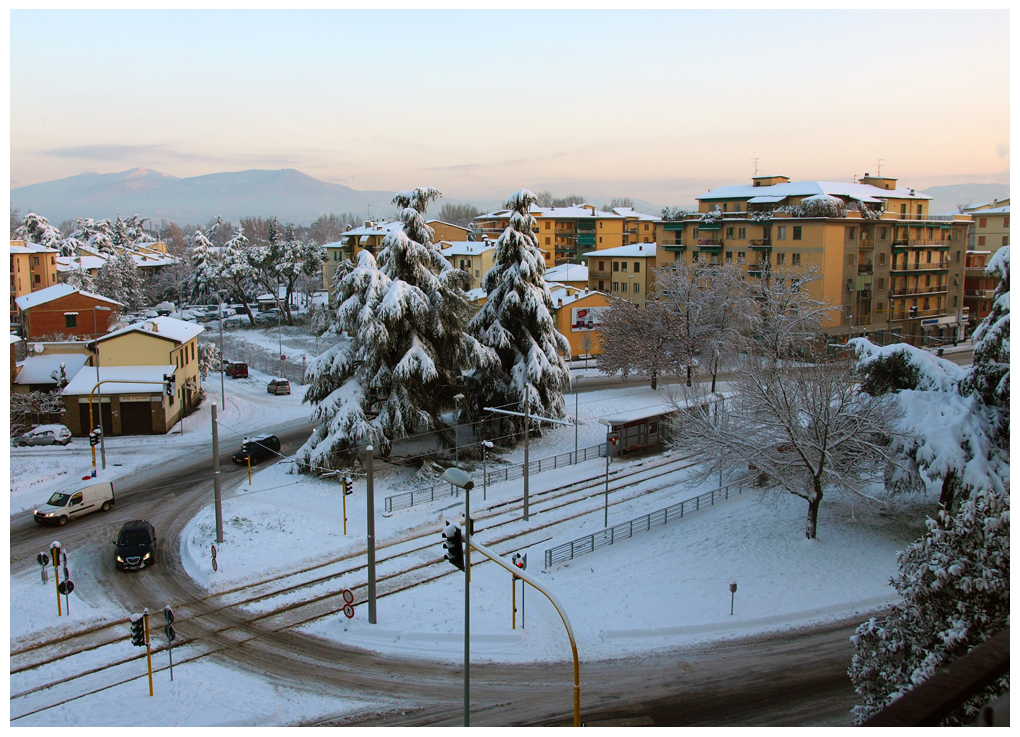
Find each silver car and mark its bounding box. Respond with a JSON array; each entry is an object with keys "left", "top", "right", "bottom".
[{"left": 15, "top": 424, "right": 73, "bottom": 446}]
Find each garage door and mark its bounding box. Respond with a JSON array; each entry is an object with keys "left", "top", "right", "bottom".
[
  {"left": 120, "top": 400, "right": 154, "bottom": 435},
  {"left": 79, "top": 402, "right": 113, "bottom": 436}
]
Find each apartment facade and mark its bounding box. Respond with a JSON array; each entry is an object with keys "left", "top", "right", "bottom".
[
  {"left": 14, "top": 284, "right": 123, "bottom": 340},
  {"left": 656, "top": 175, "right": 972, "bottom": 347},
  {"left": 321, "top": 221, "right": 403, "bottom": 300},
  {"left": 961, "top": 201, "right": 1010, "bottom": 255},
  {"left": 440, "top": 241, "right": 496, "bottom": 290},
  {"left": 10, "top": 241, "right": 59, "bottom": 324},
  {"left": 584, "top": 243, "right": 656, "bottom": 307}
]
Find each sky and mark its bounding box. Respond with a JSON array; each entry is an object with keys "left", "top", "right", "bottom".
[{"left": 9, "top": 9, "right": 1012, "bottom": 206}]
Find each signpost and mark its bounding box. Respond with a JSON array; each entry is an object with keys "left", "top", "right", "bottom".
[
  {"left": 37, "top": 552, "right": 49, "bottom": 584},
  {"left": 341, "top": 589, "right": 355, "bottom": 619},
  {"left": 164, "top": 606, "right": 176, "bottom": 681},
  {"left": 512, "top": 553, "right": 527, "bottom": 629}
]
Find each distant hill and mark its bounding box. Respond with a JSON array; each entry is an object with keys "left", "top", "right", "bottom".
[
  {"left": 10, "top": 168, "right": 401, "bottom": 227},
  {"left": 918, "top": 182, "right": 1010, "bottom": 215}
]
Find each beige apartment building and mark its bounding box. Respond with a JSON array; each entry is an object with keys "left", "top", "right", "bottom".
[{"left": 655, "top": 174, "right": 973, "bottom": 347}]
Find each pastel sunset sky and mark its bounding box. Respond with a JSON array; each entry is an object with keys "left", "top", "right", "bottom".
[{"left": 9, "top": 9, "right": 1010, "bottom": 206}]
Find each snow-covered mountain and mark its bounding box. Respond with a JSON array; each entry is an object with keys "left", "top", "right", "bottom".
[{"left": 10, "top": 168, "right": 401, "bottom": 227}]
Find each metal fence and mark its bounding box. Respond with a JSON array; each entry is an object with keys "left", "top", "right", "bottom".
[
  {"left": 203, "top": 333, "right": 309, "bottom": 384},
  {"left": 384, "top": 443, "right": 607, "bottom": 514},
  {"left": 544, "top": 477, "right": 750, "bottom": 569}
]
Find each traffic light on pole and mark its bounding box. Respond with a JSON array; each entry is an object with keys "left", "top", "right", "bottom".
[
  {"left": 343, "top": 477, "right": 353, "bottom": 496},
  {"left": 130, "top": 613, "right": 146, "bottom": 646},
  {"left": 442, "top": 522, "right": 464, "bottom": 571},
  {"left": 89, "top": 427, "right": 101, "bottom": 446},
  {"left": 163, "top": 373, "right": 175, "bottom": 397}
]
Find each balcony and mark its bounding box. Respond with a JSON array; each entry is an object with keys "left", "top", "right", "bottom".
[
  {"left": 696, "top": 239, "right": 723, "bottom": 248},
  {"left": 892, "top": 238, "right": 953, "bottom": 248},
  {"left": 748, "top": 239, "right": 772, "bottom": 249},
  {"left": 859, "top": 238, "right": 876, "bottom": 250},
  {"left": 891, "top": 261, "right": 951, "bottom": 273},
  {"left": 890, "top": 284, "right": 949, "bottom": 297},
  {"left": 965, "top": 288, "right": 995, "bottom": 298},
  {"left": 858, "top": 262, "right": 874, "bottom": 274},
  {"left": 891, "top": 307, "right": 947, "bottom": 320}
]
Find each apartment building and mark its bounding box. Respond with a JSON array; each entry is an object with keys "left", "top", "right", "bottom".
[
  {"left": 960, "top": 200, "right": 1009, "bottom": 255},
  {"left": 10, "top": 240, "right": 59, "bottom": 325},
  {"left": 473, "top": 204, "right": 627, "bottom": 266},
  {"left": 656, "top": 174, "right": 972, "bottom": 347},
  {"left": 321, "top": 221, "right": 403, "bottom": 300},
  {"left": 440, "top": 241, "right": 496, "bottom": 290},
  {"left": 583, "top": 243, "right": 656, "bottom": 307}
]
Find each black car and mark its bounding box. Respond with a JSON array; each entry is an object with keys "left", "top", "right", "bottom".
[
  {"left": 232, "top": 434, "right": 282, "bottom": 465},
  {"left": 115, "top": 520, "right": 157, "bottom": 570}
]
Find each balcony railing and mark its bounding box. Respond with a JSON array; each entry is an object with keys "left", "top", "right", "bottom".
[
  {"left": 891, "top": 307, "right": 946, "bottom": 320},
  {"left": 858, "top": 262, "right": 874, "bottom": 273},
  {"left": 891, "top": 261, "right": 951, "bottom": 272},
  {"left": 890, "top": 284, "right": 949, "bottom": 297},
  {"left": 893, "top": 239, "right": 953, "bottom": 248},
  {"left": 696, "top": 239, "right": 723, "bottom": 247},
  {"left": 748, "top": 239, "right": 772, "bottom": 248},
  {"left": 965, "top": 288, "right": 995, "bottom": 298},
  {"left": 859, "top": 238, "right": 876, "bottom": 250}
]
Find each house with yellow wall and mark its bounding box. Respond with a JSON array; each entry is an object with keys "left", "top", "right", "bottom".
[
  {"left": 583, "top": 243, "right": 657, "bottom": 307},
  {"left": 427, "top": 220, "right": 471, "bottom": 243},
  {"left": 10, "top": 240, "right": 59, "bottom": 324},
  {"left": 322, "top": 221, "right": 403, "bottom": 300},
  {"left": 548, "top": 286, "right": 610, "bottom": 359},
  {"left": 473, "top": 204, "right": 625, "bottom": 267},
  {"left": 440, "top": 241, "right": 496, "bottom": 290}
]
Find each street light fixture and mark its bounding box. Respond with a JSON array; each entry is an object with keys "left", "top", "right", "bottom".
[
  {"left": 597, "top": 418, "right": 612, "bottom": 528},
  {"left": 92, "top": 306, "right": 112, "bottom": 469},
  {"left": 441, "top": 466, "right": 474, "bottom": 728}
]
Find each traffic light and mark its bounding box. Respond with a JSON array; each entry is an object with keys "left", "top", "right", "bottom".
[
  {"left": 163, "top": 373, "right": 175, "bottom": 396},
  {"left": 130, "top": 613, "right": 146, "bottom": 647},
  {"left": 89, "top": 427, "right": 102, "bottom": 446},
  {"left": 342, "top": 477, "right": 353, "bottom": 496},
  {"left": 442, "top": 522, "right": 464, "bottom": 571}
]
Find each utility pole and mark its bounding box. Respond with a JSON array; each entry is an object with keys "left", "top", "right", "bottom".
[
  {"left": 366, "top": 445, "right": 377, "bottom": 624},
  {"left": 219, "top": 300, "right": 225, "bottom": 408},
  {"left": 212, "top": 404, "right": 223, "bottom": 543},
  {"left": 523, "top": 392, "right": 530, "bottom": 521}
]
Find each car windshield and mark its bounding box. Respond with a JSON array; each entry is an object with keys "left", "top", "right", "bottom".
[
  {"left": 118, "top": 530, "right": 150, "bottom": 546},
  {"left": 47, "top": 492, "right": 70, "bottom": 507}
]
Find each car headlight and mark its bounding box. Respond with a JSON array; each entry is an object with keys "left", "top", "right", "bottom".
[
  {"left": 116, "top": 555, "right": 124, "bottom": 562},
  {"left": 142, "top": 552, "right": 151, "bottom": 561}
]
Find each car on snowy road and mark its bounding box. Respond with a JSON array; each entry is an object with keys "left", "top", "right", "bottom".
[
  {"left": 232, "top": 434, "right": 282, "bottom": 465},
  {"left": 14, "top": 424, "right": 73, "bottom": 446},
  {"left": 267, "top": 378, "right": 291, "bottom": 395},
  {"left": 114, "top": 520, "right": 158, "bottom": 570}
]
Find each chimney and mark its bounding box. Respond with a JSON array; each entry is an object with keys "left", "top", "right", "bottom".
[
  {"left": 638, "top": 245, "right": 642, "bottom": 251},
  {"left": 558, "top": 299, "right": 563, "bottom": 307}
]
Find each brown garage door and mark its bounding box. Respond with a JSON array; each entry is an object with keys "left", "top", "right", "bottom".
[
  {"left": 79, "top": 402, "right": 113, "bottom": 436},
  {"left": 120, "top": 400, "right": 154, "bottom": 435}
]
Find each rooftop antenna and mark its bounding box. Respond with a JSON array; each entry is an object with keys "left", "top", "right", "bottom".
[
  {"left": 751, "top": 158, "right": 760, "bottom": 176},
  {"left": 876, "top": 159, "right": 884, "bottom": 177}
]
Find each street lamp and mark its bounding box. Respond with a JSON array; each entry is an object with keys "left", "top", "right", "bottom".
[
  {"left": 453, "top": 393, "right": 465, "bottom": 468},
  {"left": 92, "top": 306, "right": 112, "bottom": 469},
  {"left": 441, "top": 466, "right": 474, "bottom": 728},
  {"left": 597, "top": 418, "right": 612, "bottom": 528}
]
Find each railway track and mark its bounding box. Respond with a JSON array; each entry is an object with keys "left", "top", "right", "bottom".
[{"left": 11, "top": 451, "right": 709, "bottom": 720}]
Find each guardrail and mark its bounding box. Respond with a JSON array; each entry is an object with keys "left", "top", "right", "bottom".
[
  {"left": 544, "top": 476, "right": 750, "bottom": 569},
  {"left": 384, "top": 443, "right": 608, "bottom": 513}
]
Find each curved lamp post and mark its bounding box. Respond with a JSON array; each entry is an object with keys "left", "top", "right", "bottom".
[{"left": 442, "top": 466, "right": 474, "bottom": 727}]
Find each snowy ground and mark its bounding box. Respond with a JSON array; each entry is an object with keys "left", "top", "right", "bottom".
[{"left": 8, "top": 372, "right": 943, "bottom": 727}]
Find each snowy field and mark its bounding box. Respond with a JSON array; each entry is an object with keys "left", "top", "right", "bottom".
[{"left": 9, "top": 376, "right": 943, "bottom": 727}]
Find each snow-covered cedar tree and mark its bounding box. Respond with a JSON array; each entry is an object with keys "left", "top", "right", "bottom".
[
  {"left": 64, "top": 249, "right": 96, "bottom": 293},
  {"left": 13, "top": 212, "right": 62, "bottom": 248},
  {"left": 597, "top": 296, "right": 686, "bottom": 390},
  {"left": 847, "top": 486, "right": 1009, "bottom": 725},
  {"left": 197, "top": 342, "right": 221, "bottom": 381},
  {"left": 214, "top": 230, "right": 257, "bottom": 325},
  {"left": 297, "top": 187, "right": 493, "bottom": 470},
  {"left": 667, "top": 347, "right": 903, "bottom": 539},
  {"left": 848, "top": 247, "right": 1009, "bottom": 723},
  {"left": 188, "top": 229, "right": 219, "bottom": 303},
  {"left": 95, "top": 251, "right": 145, "bottom": 311},
  {"left": 466, "top": 189, "right": 571, "bottom": 438}
]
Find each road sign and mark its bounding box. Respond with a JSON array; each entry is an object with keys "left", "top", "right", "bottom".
[
  {"left": 165, "top": 624, "right": 176, "bottom": 642},
  {"left": 58, "top": 580, "right": 74, "bottom": 595},
  {"left": 342, "top": 589, "right": 355, "bottom": 618},
  {"left": 37, "top": 552, "right": 49, "bottom": 566},
  {"left": 164, "top": 605, "right": 174, "bottom": 624},
  {"left": 280, "top": 354, "right": 287, "bottom": 362}
]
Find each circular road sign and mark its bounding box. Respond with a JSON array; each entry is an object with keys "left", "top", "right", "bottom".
[
  {"left": 343, "top": 604, "right": 355, "bottom": 619},
  {"left": 341, "top": 589, "right": 354, "bottom": 605},
  {"left": 58, "top": 580, "right": 74, "bottom": 595}
]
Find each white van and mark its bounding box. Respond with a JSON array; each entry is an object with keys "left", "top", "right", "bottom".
[{"left": 34, "top": 480, "right": 116, "bottom": 526}]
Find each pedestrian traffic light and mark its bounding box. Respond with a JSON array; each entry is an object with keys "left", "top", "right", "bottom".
[
  {"left": 130, "top": 613, "right": 146, "bottom": 647},
  {"left": 442, "top": 522, "right": 464, "bottom": 571},
  {"left": 163, "top": 373, "right": 175, "bottom": 396}
]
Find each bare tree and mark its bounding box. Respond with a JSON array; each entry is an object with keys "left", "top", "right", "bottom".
[
  {"left": 437, "top": 202, "right": 481, "bottom": 227},
  {"left": 667, "top": 350, "right": 901, "bottom": 539},
  {"left": 602, "top": 197, "right": 634, "bottom": 211},
  {"left": 579, "top": 330, "right": 596, "bottom": 369},
  {"left": 597, "top": 296, "right": 688, "bottom": 389},
  {"left": 654, "top": 260, "right": 755, "bottom": 391},
  {"left": 749, "top": 263, "right": 834, "bottom": 359},
  {"left": 533, "top": 190, "right": 553, "bottom": 207},
  {"left": 311, "top": 212, "right": 359, "bottom": 245}
]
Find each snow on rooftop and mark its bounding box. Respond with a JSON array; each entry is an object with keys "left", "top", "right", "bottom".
[
  {"left": 582, "top": 243, "right": 657, "bottom": 258},
  {"left": 440, "top": 241, "right": 495, "bottom": 256},
  {"left": 545, "top": 263, "right": 589, "bottom": 282},
  {"left": 15, "top": 352, "right": 90, "bottom": 385},
  {"left": 61, "top": 364, "right": 177, "bottom": 395},
  {"left": 14, "top": 284, "right": 123, "bottom": 311},
  {"left": 699, "top": 180, "right": 933, "bottom": 202},
  {"left": 98, "top": 316, "right": 204, "bottom": 344}
]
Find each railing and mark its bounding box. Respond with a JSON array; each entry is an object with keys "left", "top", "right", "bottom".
[
  {"left": 748, "top": 239, "right": 772, "bottom": 248},
  {"left": 697, "top": 239, "right": 723, "bottom": 247},
  {"left": 384, "top": 443, "right": 607, "bottom": 513},
  {"left": 544, "top": 477, "right": 750, "bottom": 568},
  {"left": 858, "top": 262, "right": 874, "bottom": 273},
  {"left": 896, "top": 213, "right": 960, "bottom": 222},
  {"left": 893, "top": 239, "right": 952, "bottom": 247},
  {"left": 890, "top": 284, "right": 948, "bottom": 297},
  {"left": 859, "top": 238, "right": 876, "bottom": 249},
  {"left": 891, "top": 262, "right": 950, "bottom": 272},
  {"left": 891, "top": 307, "right": 946, "bottom": 320},
  {"left": 965, "top": 288, "right": 995, "bottom": 298}
]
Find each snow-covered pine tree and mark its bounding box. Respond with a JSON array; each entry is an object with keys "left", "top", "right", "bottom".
[
  {"left": 297, "top": 187, "right": 492, "bottom": 468},
  {"left": 64, "top": 249, "right": 96, "bottom": 292},
  {"left": 112, "top": 214, "right": 130, "bottom": 249},
  {"left": 215, "top": 230, "right": 257, "bottom": 324},
  {"left": 849, "top": 247, "right": 1010, "bottom": 724},
  {"left": 467, "top": 189, "right": 572, "bottom": 437},
  {"left": 188, "top": 230, "right": 218, "bottom": 302},
  {"left": 13, "top": 212, "right": 62, "bottom": 248}
]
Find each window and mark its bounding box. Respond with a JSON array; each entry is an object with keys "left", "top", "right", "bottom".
[
  {"left": 598, "top": 280, "right": 604, "bottom": 291},
  {"left": 692, "top": 251, "right": 699, "bottom": 262},
  {"left": 726, "top": 251, "right": 733, "bottom": 263},
  {"left": 737, "top": 251, "right": 745, "bottom": 263},
  {"left": 916, "top": 204, "right": 923, "bottom": 217},
  {"left": 33, "top": 256, "right": 39, "bottom": 266},
  {"left": 644, "top": 223, "right": 649, "bottom": 231},
  {"left": 978, "top": 236, "right": 986, "bottom": 246},
  {"left": 634, "top": 283, "right": 640, "bottom": 294},
  {"left": 613, "top": 282, "right": 619, "bottom": 292},
  {"left": 900, "top": 204, "right": 907, "bottom": 216},
  {"left": 777, "top": 226, "right": 787, "bottom": 240},
  {"left": 620, "top": 282, "right": 627, "bottom": 293},
  {"left": 598, "top": 261, "right": 605, "bottom": 271},
  {"left": 1003, "top": 236, "right": 1009, "bottom": 246},
  {"left": 599, "top": 237, "right": 602, "bottom": 244},
  {"left": 621, "top": 262, "right": 627, "bottom": 272},
  {"left": 877, "top": 277, "right": 884, "bottom": 290},
  {"left": 877, "top": 302, "right": 884, "bottom": 313},
  {"left": 738, "top": 227, "right": 746, "bottom": 239},
  {"left": 599, "top": 221, "right": 603, "bottom": 229},
  {"left": 792, "top": 253, "right": 801, "bottom": 266},
  {"left": 545, "top": 221, "right": 550, "bottom": 229},
  {"left": 927, "top": 228, "right": 934, "bottom": 240},
  {"left": 192, "top": 343, "right": 196, "bottom": 361},
  {"left": 34, "top": 274, "right": 40, "bottom": 284},
  {"left": 726, "top": 227, "right": 734, "bottom": 239},
  {"left": 65, "top": 314, "right": 77, "bottom": 328},
  {"left": 793, "top": 226, "right": 802, "bottom": 240},
  {"left": 613, "top": 262, "right": 619, "bottom": 272},
  {"left": 633, "top": 262, "right": 640, "bottom": 273},
  {"left": 879, "top": 252, "right": 886, "bottom": 265},
  {"left": 545, "top": 237, "right": 551, "bottom": 246},
  {"left": 1004, "top": 217, "right": 1009, "bottom": 228},
  {"left": 776, "top": 253, "right": 786, "bottom": 265},
  {"left": 848, "top": 227, "right": 857, "bottom": 240},
  {"left": 955, "top": 250, "right": 962, "bottom": 263},
  {"left": 848, "top": 253, "right": 856, "bottom": 266},
  {"left": 979, "top": 218, "right": 987, "bottom": 228},
  {"left": 722, "top": 203, "right": 728, "bottom": 212},
  {"left": 880, "top": 227, "right": 887, "bottom": 240}
]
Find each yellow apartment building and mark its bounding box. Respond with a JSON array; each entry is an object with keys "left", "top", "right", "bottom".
[
  {"left": 322, "top": 221, "right": 403, "bottom": 300},
  {"left": 548, "top": 285, "right": 611, "bottom": 359},
  {"left": 583, "top": 243, "right": 657, "bottom": 307},
  {"left": 427, "top": 220, "right": 472, "bottom": 243},
  {"left": 10, "top": 241, "right": 59, "bottom": 324},
  {"left": 440, "top": 241, "right": 496, "bottom": 290},
  {"left": 961, "top": 200, "right": 1009, "bottom": 255},
  {"left": 655, "top": 174, "right": 972, "bottom": 347}
]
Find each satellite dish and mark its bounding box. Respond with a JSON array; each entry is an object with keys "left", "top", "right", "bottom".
[{"left": 33, "top": 344, "right": 44, "bottom": 354}]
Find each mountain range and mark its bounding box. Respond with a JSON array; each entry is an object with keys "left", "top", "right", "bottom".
[{"left": 9, "top": 168, "right": 1008, "bottom": 230}]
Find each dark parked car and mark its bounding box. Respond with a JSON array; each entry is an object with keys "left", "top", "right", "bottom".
[
  {"left": 224, "top": 362, "right": 249, "bottom": 379},
  {"left": 267, "top": 379, "right": 291, "bottom": 395},
  {"left": 115, "top": 520, "right": 158, "bottom": 570},
  {"left": 232, "top": 434, "right": 282, "bottom": 465}
]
